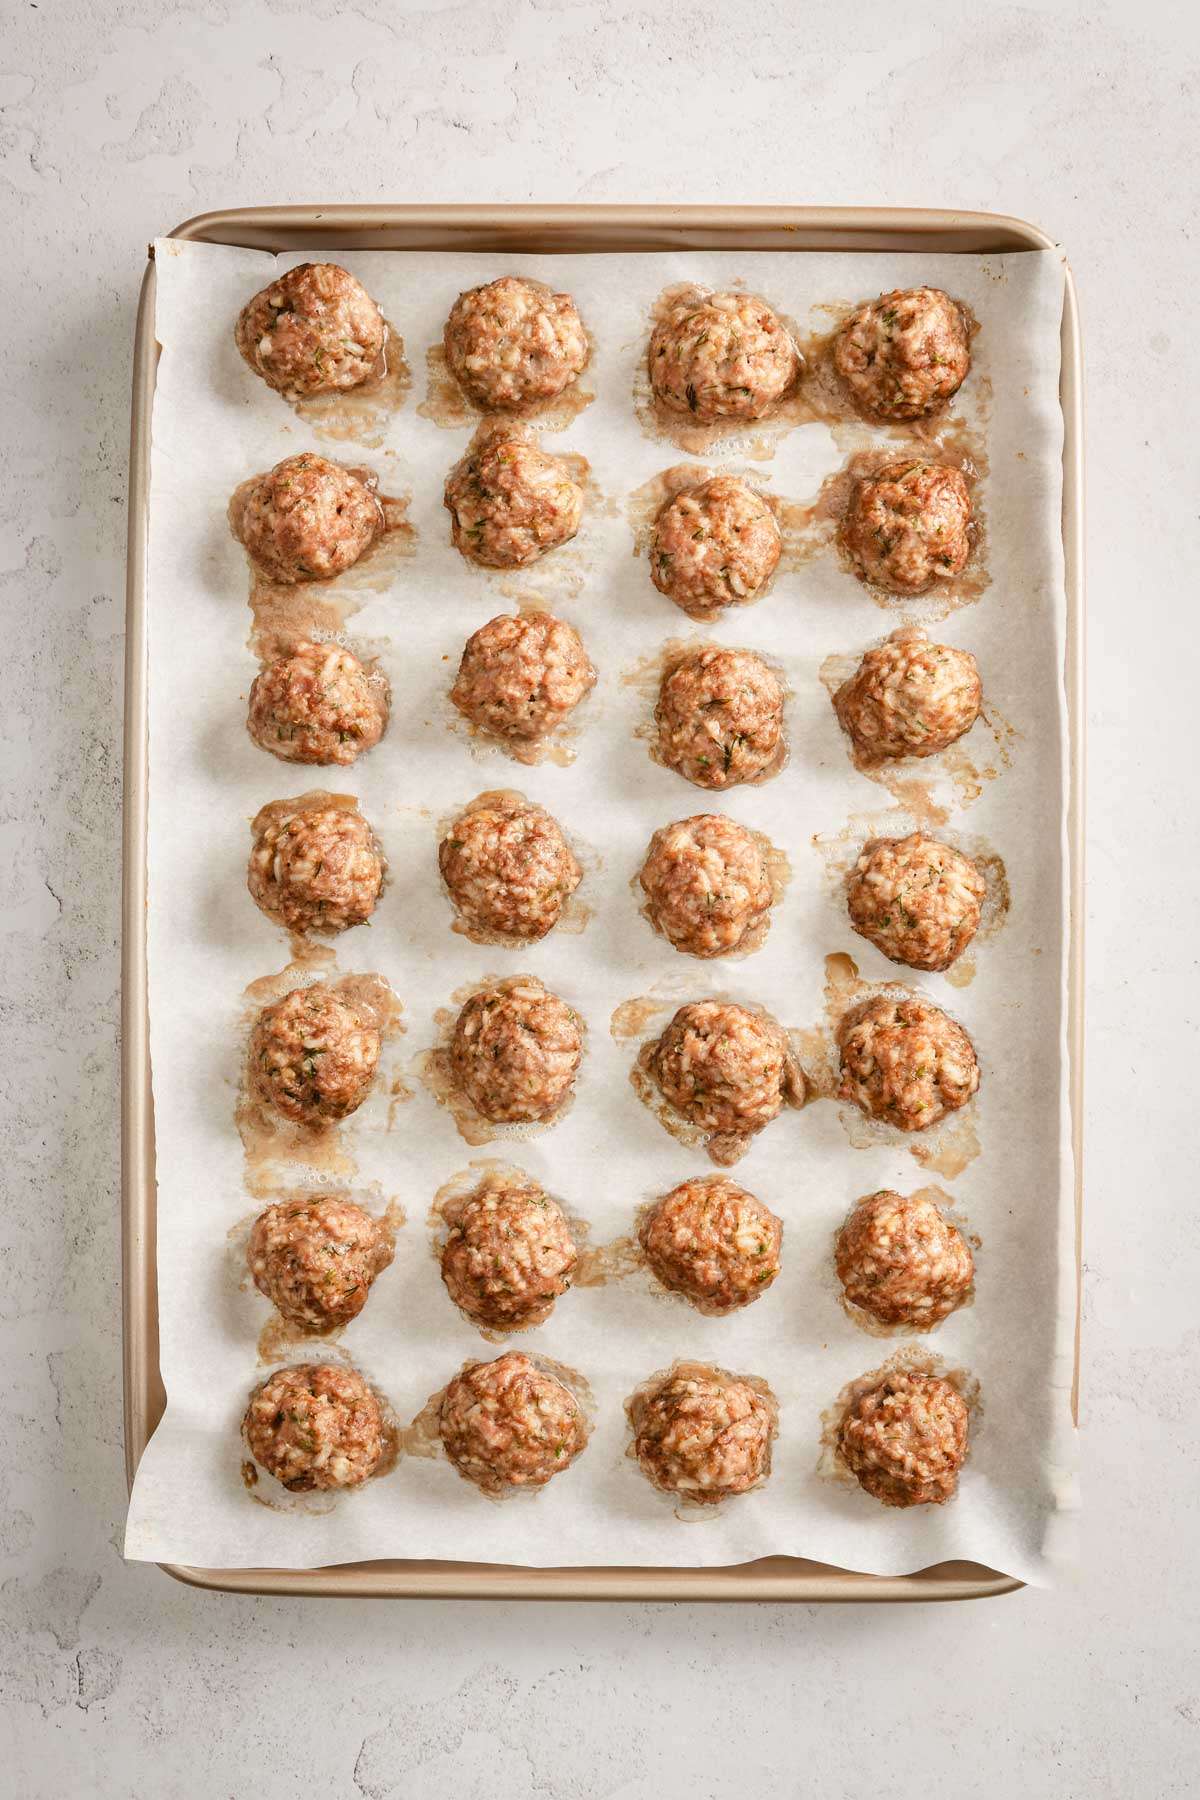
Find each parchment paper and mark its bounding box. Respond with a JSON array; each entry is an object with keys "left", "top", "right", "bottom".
[{"left": 124, "top": 240, "right": 1077, "bottom": 1581}]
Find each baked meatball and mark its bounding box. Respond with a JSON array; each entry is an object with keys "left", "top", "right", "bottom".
[
  {"left": 837, "top": 994, "right": 980, "bottom": 1132},
  {"left": 250, "top": 983, "right": 380, "bottom": 1126},
  {"left": 838, "top": 1370, "right": 969, "bottom": 1507},
  {"left": 439, "top": 794, "right": 581, "bottom": 941},
  {"left": 630, "top": 1363, "right": 775, "bottom": 1503},
  {"left": 451, "top": 611, "right": 596, "bottom": 745},
  {"left": 639, "top": 1177, "right": 782, "bottom": 1313},
  {"left": 247, "top": 1194, "right": 394, "bottom": 1332},
  {"left": 847, "top": 833, "right": 986, "bottom": 971},
  {"left": 451, "top": 977, "right": 583, "bottom": 1124},
  {"left": 231, "top": 454, "right": 383, "bottom": 584},
  {"left": 836, "top": 1189, "right": 973, "bottom": 1329},
  {"left": 247, "top": 798, "right": 384, "bottom": 936},
  {"left": 235, "top": 263, "right": 386, "bottom": 397},
  {"left": 656, "top": 645, "right": 785, "bottom": 789},
  {"left": 647, "top": 1000, "right": 803, "bottom": 1161},
  {"left": 649, "top": 291, "right": 799, "bottom": 422},
  {"left": 440, "top": 1170, "right": 578, "bottom": 1330},
  {"left": 651, "top": 476, "right": 781, "bottom": 617},
  {"left": 439, "top": 1351, "right": 587, "bottom": 1493},
  {"left": 247, "top": 641, "right": 389, "bottom": 767},
  {"left": 444, "top": 435, "right": 583, "bottom": 569},
  {"left": 834, "top": 629, "right": 982, "bottom": 761},
  {"left": 243, "top": 1362, "right": 384, "bottom": 1492},
  {"left": 834, "top": 287, "right": 971, "bottom": 421},
  {"left": 839, "top": 461, "right": 971, "bottom": 596},
  {"left": 444, "top": 276, "right": 589, "bottom": 412},
  {"left": 639, "top": 814, "right": 773, "bottom": 958}
]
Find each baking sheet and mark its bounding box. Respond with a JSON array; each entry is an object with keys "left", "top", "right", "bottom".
[{"left": 124, "top": 241, "right": 1076, "bottom": 1581}]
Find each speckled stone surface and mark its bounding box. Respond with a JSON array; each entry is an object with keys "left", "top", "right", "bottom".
[{"left": 1, "top": 2, "right": 1196, "bottom": 1793}]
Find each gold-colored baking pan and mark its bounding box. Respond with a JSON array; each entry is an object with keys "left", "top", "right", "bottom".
[{"left": 124, "top": 206, "right": 1083, "bottom": 1601}]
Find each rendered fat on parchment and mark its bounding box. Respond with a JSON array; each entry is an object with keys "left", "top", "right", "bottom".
[{"left": 125, "top": 240, "right": 1075, "bottom": 1581}]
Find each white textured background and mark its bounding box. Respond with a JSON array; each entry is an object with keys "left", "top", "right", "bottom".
[{"left": 0, "top": 1, "right": 1195, "bottom": 1795}]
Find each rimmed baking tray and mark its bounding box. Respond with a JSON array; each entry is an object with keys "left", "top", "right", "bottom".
[{"left": 124, "top": 205, "right": 1083, "bottom": 1601}]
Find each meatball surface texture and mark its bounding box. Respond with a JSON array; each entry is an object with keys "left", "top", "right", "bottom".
[
  {"left": 247, "top": 641, "right": 389, "bottom": 767},
  {"left": 441, "top": 1169, "right": 578, "bottom": 1330},
  {"left": 248, "top": 1194, "right": 393, "bottom": 1332},
  {"left": 444, "top": 435, "right": 583, "bottom": 569},
  {"left": 656, "top": 645, "right": 785, "bottom": 789},
  {"left": 630, "top": 1363, "right": 775, "bottom": 1503},
  {"left": 651, "top": 476, "right": 781, "bottom": 617},
  {"left": 639, "top": 814, "right": 774, "bottom": 958},
  {"left": 648, "top": 999, "right": 803, "bottom": 1161},
  {"left": 248, "top": 799, "right": 384, "bottom": 936},
  {"left": 451, "top": 977, "right": 582, "bottom": 1124},
  {"left": 250, "top": 983, "right": 380, "bottom": 1126},
  {"left": 640, "top": 1177, "right": 783, "bottom": 1313},
  {"left": 235, "top": 263, "right": 386, "bottom": 397},
  {"left": 444, "top": 276, "right": 588, "bottom": 412},
  {"left": 243, "top": 1362, "right": 384, "bottom": 1491},
  {"left": 838, "top": 1370, "right": 969, "bottom": 1506},
  {"left": 650, "top": 291, "right": 798, "bottom": 422},
  {"left": 232, "top": 454, "right": 383, "bottom": 584},
  {"left": 440, "top": 793, "right": 581, "bottom": 941},
  {"left": 439, "top": 1351, "right": 587, "bottom": 1493},
  {"left": 837, "top": 993, "right": 979, "bottom": 1132},
  {"left": 451, "top": 611, "right": 596, "bottom": 744},
  {"left": 834, "top": 286, "right": 971, "bottom": 421},
  {"left": 834, "top": 629, "right": 982, "bottom": 761},
  {"left": 839, "top": 460, "right": 971, "bottom": 595},
  {"left": 835, "top": 1189, "right": 974, "bottom": 1329},
  {"left": 847, "top": 832, "right": 985, "bottom": 971}
]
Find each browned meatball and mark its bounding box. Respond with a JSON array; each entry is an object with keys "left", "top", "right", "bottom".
[
  {"left": 440, "top": 1169, "right": 578, "bottom": 1330},
  {"left": 837, "top": 994, "right": 980, "bottom": 1132},
  {"left": 649, "top": 291, "right": 798, "bottom": 422},
  {"left": 439, "top": 1352, "right": 588, "bottom": 1493},
  {"left": 647, "top": 1000, "right": 804, "bottom": 1162},
  {"left": 249, "top": 983, "right": 380, "bottom": 1126},
  {"left": 835, "top": 1190, "right": 974, "bottom": 1329},
  {"left": 839, "top": 461, "right": 971, "bottom": 595},
  {"left": 444, "top": 276, "right": 589, "bottom": 412},
  {"left": 235, "top": 263, "right": 386, "bottom": 397},
  {"left": 247, "top": 798, "right": 384, "bottom": 936},
  {"left": 243, "top": 1362, "right": 384, "bottom": 1492},
  {"left": 444, "top": 435, "right": 583, "bottom": 569},
  {"left": 838, "top": 1370, "right": 970, "bottom": 1506},
  {"left": 656, "top": 645, "right": 785, "bottom": 789},
  {"left": 639, "top": 814, "right": 773, "bottom": 958},
  {"left": 834, "top": 287, "right": 971, "bottom": 421},
  {"left": 451, "top": 611, "right": 596, "bottom": 745},
  {"left": 439, "top": 793, "right": 581, "bottom": 941},
  {"left": 847, "top": 833, "right": 986, "bottom": 971},
  {"left": 451, "top": 977, "right": 582, "bottom": 1124},
  {"left": 651, "top": 476, "right": 781, "bottom": 617},
  {"left": 231, "top": 454, "right": 383, "bottom": 584},
  {"left": 247, "top": 641, "right": 389, "bottom": 767},
  {"left": 247, "top": 1194, "right": 394, "bottom": 1331},
  {"left": 630, "top": 1363, "right": 775, "bottom": 1503},
  {"left": 834, "top": 628, "right": 982, "bottom": 761},
  {"left": 639, "top": 1177, "right": 782, "bottom": 1313}
]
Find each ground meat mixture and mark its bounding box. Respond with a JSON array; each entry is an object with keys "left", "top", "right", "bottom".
[
  {"left": 444, "top": 276, "right": 589, "bottom": 412},
  {"left": 247, "top": 641, "right": 389, "bottom": 767},
  {"left": 639, "top": 814, "right": 773, "bottom": 958},
  {"left": 439, "top": 794, "right": 581, "bottom": 941},
  {"left": 451, "top": 611, "right": 596, "bottom": 744},
  {"left": 648, "top": 999, "right": 804, "bottom": 1161},
  {"left": 249, "top": 982, "right": 380, "bottom": 1126},
  {"left": 649, "top": 290, "right": 799, "bottom": 422},
  {"left": 838, "top": 1370, "right": 970, "bottom": 1506},
  {"left": 650, "top": 476, "right": 781, "bottom": 617},
  {"left": 837, "top": 993, "right": 980, "bottom": 1132},
  {"left": 231, "top": 453, "right": 383, "bottom": 584},
  {"left": 235, "top": 263, "right": 386, "bottom": 397},
  {"left": 847, "top": 833, "right": 986, "bottom": 971},
  {"left": 656, "top": 645, "right": 785, "bottom": 789},
  {"left": 439, "top": 1351, "right": 587, "bottom": 1493},
  {"left": 834, "top": 628, "right": 982, "bottom": 761},
  {"left": 839, "top": 460, "right": 972, "bottom": 596},
  {"left": 243, "top": 1362, "right": 384, "bottom": 1492},
  {"left": 444, "top": 435, "right": 584, "bottom": 569},
  {"left": 440, "top": 1169, "right": 578, "bottom": 1330},
  {"left": 639, "top": 1177, "right": 783, "bottom": 1313},
  {"left": 247, "top": 1194, "right": 394, "bottom": 1332},
  {"left": 630, "top": 1363, "right": 775, "bottom": 1503},
  {"left": 247, "top": 798, "right": 384, "bottom": 936},
  {"left": 835, "top": 1190, "right": 974, "bottom": 1329},
  {"left": 451, "top": 977, "right": 583, "bottom": 1124},
  {"left": 833, "top": 286, "right": 971, "bottom": 421}
]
